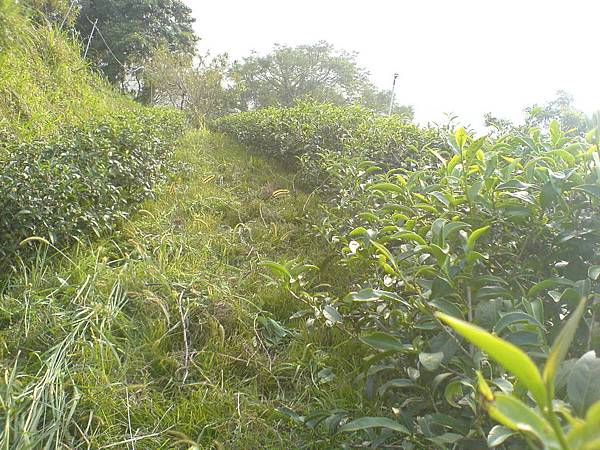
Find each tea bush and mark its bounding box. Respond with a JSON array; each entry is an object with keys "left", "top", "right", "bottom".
[
  {"left": 210, "top": 101, "right": 441, "bottom": 168},
  {"left": 0, "top": 4, "right": 187, "bottom": 260},
  {"left": 222, "top": 105, "right": 600, "bottom": 448},
  {"left": 0, "top": 108, "right": 186, "bottom": 257}
]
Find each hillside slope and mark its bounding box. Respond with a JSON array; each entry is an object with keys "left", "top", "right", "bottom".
[
  {"left": 0, "top": 1, "right": 132, "bottom": 139},
  {"left": 0, "top": 3, "right": 185, "bottom": 258}
]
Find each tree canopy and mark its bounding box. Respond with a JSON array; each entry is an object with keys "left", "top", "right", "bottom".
[
  {"left": 230, "top": 41, "right": 411, "bottom": 117},
  {"left": 75, "top": 0, "right": 198, "bottom": 88}
]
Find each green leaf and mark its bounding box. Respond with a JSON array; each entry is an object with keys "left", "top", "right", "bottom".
[
  {"left": 567, "top": 351, "right": 600, "bottom": 416},
  {"left": 431, "top": 217, "right": 447, "bottom": 246},
  {"left": 346, "top": 288, "right": 380, "bottom": 302},
  {"left": 496, "top": 179, "right": 533, "bottom": 191},
  {"left": 429, "top": 298, "right": 463, "bottom": 318},
  {"left": 436, "top": 312, "right": 547, "bottom": 408},
  {"left": 444, "top": 380, "right": 464, "bottom": 408},
  {"left": 322, "top": 305, "right": 343, "bottom": 324},
  {"left": 487, "top": 394, "right": 559, "bottom": 449},
  {"left": 429, "top": 191, "right": 450, "bottom": 207},
  {"left": 427, "top": 433, "right": 462, "bottom": 445},
  {"left": 367, "top": 182, "right": 404, "bottom": 194},
  {"left": 338, "top": 416, "right": 409, "bottom": 434},
  {"left": 442, "top": 221, "right": 470, "bottom": 241},
  {"left": 543, "top": 296, "right": 587, "bottom": 395},
  {"left": 447, "top": 153, "right": 462, "bottom": 172},
  {"left": 455, "top": 127, "right": 467, "bottom": 150},
  {"left": 487, "top": 425, "right": 516, "bottom": 447},
  {"left": 466, "top": 225, "right": 490, "bottom": 251},
  {"left": 494, "top": 311, "right": 544, "bottom": 335},
  {"left": 573, "top": 184, "right": 600, "bottom": 200},
  {"left": 360, "top": 332, "right": 406, "bottom": 352},
  {"left": 423, "top": 244, "right": 448, "bottom": 266},
  {"left": 528, "top": 277, "right": 574, "bottom": 298},
  {"left": 395, "top": 231, "right": 427, "bottom": 245},
  {"left": 259, "top": 261, "right": 291, "bottom": 281},
  {"left": 349, "top": 226, "right": 369, "bottom": 237},
  {"left": 377, "top": 378, "right": 417, "bottom": 397},
  {"left": 428, "top": 413, "right": 468, "bottom": 435},
  {"left": 419, "top": 352, "right": 444, "bottom": 371},
  {"left": 566, "top": 399, "right": 600, "bottom": 448}
]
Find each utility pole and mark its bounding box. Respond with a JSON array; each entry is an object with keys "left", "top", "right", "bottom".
[{"left": 388, "top": 72, "right": 399, "bottom": 116}]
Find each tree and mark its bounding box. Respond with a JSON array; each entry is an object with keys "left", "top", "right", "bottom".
[
  {"left": 525, "top": 90, "right": 586, "bottom": 133},
  {"left": 231, "top": 41, "right": 410, "bottom": 115},
  {"left": 484, "top": 91, "right": 587, "bottom": 136},
  {"left": 143, "top": 48, "right": 237, "bottom": 123},
  {"left": 75, "top": 0, "right": 197, "bottom": 92},
  {"left": 359, "top": 83, "right": 414, "bottom": 119}
]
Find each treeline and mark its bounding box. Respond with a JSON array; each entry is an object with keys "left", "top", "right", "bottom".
[{"left": 21, "top": 0, "right": 411, "bottom": 123}]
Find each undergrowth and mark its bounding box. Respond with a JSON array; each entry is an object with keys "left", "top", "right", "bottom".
[
  {"left": 0, "top": 132, "right": 364, "bottom": 449},
  {"left": 0, "top": 1, "right": 131, "bottom": 140}
]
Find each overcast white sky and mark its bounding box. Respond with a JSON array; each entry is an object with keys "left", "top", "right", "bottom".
[{"left": 185, "top": 0, "right": 600, "bottom": 130}]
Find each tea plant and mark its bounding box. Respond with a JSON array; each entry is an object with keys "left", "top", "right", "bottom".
[
  {"left": 210, "top": 101, "right": 440, "bottom": 169},
  {"left": 221, "top": 105, "right": 600, "bottom": 447},
  {"left": 0, "top": 108, "right": 186, "bottom": 260}
]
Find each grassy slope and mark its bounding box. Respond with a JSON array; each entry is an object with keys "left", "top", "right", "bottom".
[
  {"left": 1, "top": 131, "right": 366, "bottom": 449},
  {"left": 0, "top": 2, "right": 133, "bottom": 140},
  {"left": 0, "top": 6, "right": 365, "bottom": 447}
]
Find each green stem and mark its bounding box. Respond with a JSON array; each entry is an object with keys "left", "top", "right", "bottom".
[{"left": 546, "top": 401, "right": 569, "bottom": 450}]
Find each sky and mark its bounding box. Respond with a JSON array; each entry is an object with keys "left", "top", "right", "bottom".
[{"left": 185, "top": 0, "right": 600, "bottom": 131}]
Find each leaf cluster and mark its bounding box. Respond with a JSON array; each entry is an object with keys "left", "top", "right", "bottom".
[{"left": 223, "top": 104, "right": 600, "bottom": 448}]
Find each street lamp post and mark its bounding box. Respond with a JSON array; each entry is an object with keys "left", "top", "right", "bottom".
[{"left": 388, "top": 72, "right": 399, "bottom": 116}]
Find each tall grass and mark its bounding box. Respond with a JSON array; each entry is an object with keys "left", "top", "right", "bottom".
[
  {"left": 0, "top": 132, "right": 362, "bottom": 448},
  {"left": 0, "top": 1, "right": 133, "bottom": 141}
]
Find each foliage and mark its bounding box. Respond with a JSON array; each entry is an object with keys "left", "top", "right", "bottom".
[
  {"left": 143, "top": 47, "right": 238, "bottom": 124},
  {"left": 485, "top": 91, "right": 588, "bottom": 137},
  {"left": 0, "top": 132, "right": 355, "bottom": 448},
  {"left": 0, "top": 0, "right": 17, "bottom": 52},
  {"left": 230, "top": 41, "right": 410, "bottom": 114},
  {"left": 0, "top": 4, "right": 187, "bottom": 260},
  {"left": 0, "top": 2, "right": 134, "bottom": 140},
  {"left": 438, "top": 296, "right": 600, "bottom": 450},
  {"left": 220, "top": 104, "right": 600, "bottom": 448},
  {"left": 75, "top": 0, "right": 198, "bottom": 90},
  {"left": 526, "top": 91, "right": 588, "bottom": 134},
  {"left": 22, "top": 0, "right": 79, "bottom": 27},
  {"left": 210, "top": 102, "right": 437, "bottom": 169},
  {"left": 6, "top": 2, "right": 600, "bottom": 447},
  {"left": 0, "top": 108, "right": 186, "bottom": 258}
]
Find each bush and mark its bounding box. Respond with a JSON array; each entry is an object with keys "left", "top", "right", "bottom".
[
  {"left": 0, "top": 4, "right": 188, "bottom": 261},
  {"left": 210, "top": 101, "right": 440, "bottom": 167},
  {"left": 225, "top": 103, "right": 600, "bottom": 448},
  {"left": 0, "top": 108, "right": 186, "bottom": 257}
]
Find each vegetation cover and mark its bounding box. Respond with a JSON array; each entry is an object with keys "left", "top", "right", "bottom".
[
  {"left": 0, "top": 2, "right": 185, "bottom": 260},
  {"left": 215, "top": 105, "right": 600, "bottom": 448},
  {"left": 3, "top": 1, "right": 600, "bottom": 449},
  {"left": 211, "top": 101, "right": 429, "bottom": 164}
]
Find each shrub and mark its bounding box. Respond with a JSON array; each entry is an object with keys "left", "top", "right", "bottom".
[
  {"left": 230, "top": 103, "right": 600, "bottom": 448},
  {"left": 312, "top": 119, "right": 600, "bottom": 447},
  {"left": 210, "top": 101, "right": 439, "bottom": 168},
  {"left": 0, "top": 4, "right": 188, "bottom": 261},
  {"left": 0, "top": 108, "right": 186, "bottom": 258}
]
